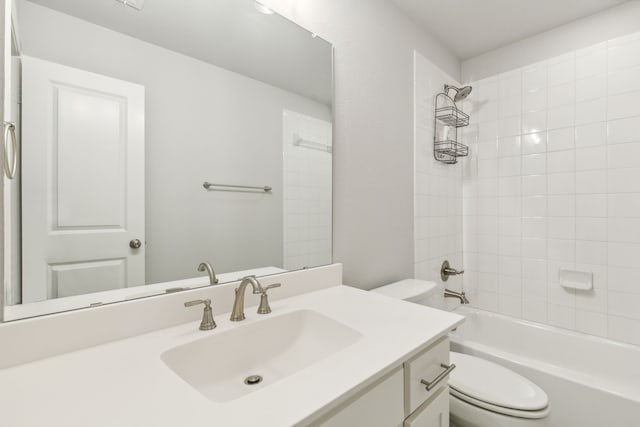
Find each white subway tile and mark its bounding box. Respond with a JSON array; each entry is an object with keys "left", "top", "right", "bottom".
[
  {"left": 608, "top": 142, "right": 640, "bottom": 169},
  {"left": 523, "top": 217, "right": 547, "bottom": 239},
  {"left": 522, "top": 132, "right": 547, "bottom": 154},
  {"left": 523, "top": 258, "right": 548, "bottom": 282},
  {"left": 523, "top": 89, "right": 546, "bottom": 113},
  {"left": 576, "top": 146, "right": 606, "bottom": 171},
  {"left": 608, "top": 315, "right": 640, "bottom": 346},
  {"left": 548, "top": 239, "right": 575, "bottom": 262},
  {"left": 522, "top": 154, "right": 546, "bottom": 175},
  {"left": 478, "top": 158, "right": 498, "bottom": 178},
  {"left": 548, "top": 304, "right": 576, "bottom": 329},
  {"left": 548, "top": 59, "right": 575, "bottom": 86},
  {"left": 608, "top": 168, "right": 640, "bottom": 193},
  {"left": 548, "top": 127, "right": 575, "bottom": 151},
  {"left": 478, "top": 178, "right": 499, "bottom": 197},
  {"left": 576, "top": 170, "right": 607, "bottom": 194},
  {"left": 478, "top": 120, "right": 499, "bottom": 141},
  {"left": 499, "top": 293, "right": 523, "bottom": 317},
  {"left": 475, "top": 291, "right": 499, "bottom": 312},
  {"left": 522, "top": 238, "right": 547, "bottom": 259},
  {"left": 547, "top": 172, "right": 575, "bottom": 195},
  {"left": 499, "top": 95, "right": 522, "bottom": 118},
  {"left": 608, "top": 39, "right": 640, "bottom": 72},
  {"left": 499, "top": 217, "right": 522, "bottom": 237},
  {"left": 576, "top": 74, "right": 606, "bottom": 102},
  {"left": 608, "top": 292, "right": 640, "bottom": 320},
  {"left": 608, "top": 266, "right": 640, "bottom": 293},
  {"left": 576, "top": 98, "right": 607, "bottom": 125},
  {"left": 608, "top": 242, "right": 640, "bottom": 267},
  {"left": 499, "top": 73, "right": 522, "bottom": 98},
  {"left": 522, "top": 175, "right": 547, "bottom": 196},
  {"left": 575, "top": 122, "right": 606, "bottom": 148},
  {"left": 607, "top": 116, "right": 640, "bottom": 145},
  {"left": 548, "top": 195, "right": 575, "bottom": 217},
  {"left": 548, "top": 217, "right": 575, "bottom": 240},
  {"left": 497, "top": 135, "right": 521, "bottom": 157},
  {"left": 498, "top": 157, "right": 521, "bottom": 177},
  {"left": 499, "top": 176, "right": 521, "bottom": 197},
  {"left": 577, "top": 194, "right": 607, "bottom": 217},
  {"left": 499, "top": 255, "right": 522, "bottom": 277},
  {"left": 547, "top": 150, "right": 575, "bottom": 174},
  {"left": 608, "top": 217, "right": 640, "bottom": 243},
  {"left": 576, "top": 218, "right": 607, "bottom": 241},
  {"left": 576, "top": 240, "right": 607, "bottom": 265},
  {"left": 608, "top": 66, "right": 640, "bottom": 96},
  {"left": 608, "top": 193, "right": 640, "bottom": 217},
  {"left": 608, "top": 91, "right": 640, "bottom": 120},
  {"left": 499, "top": 196, "right": 522, "bottom": 217},
  {"left": 523, "top": 297, "right": 548, "bottom": 322},
  {"left": 523, "top": 63, "right": 548, "bottom": 92},
  {"left": 522, "top": 110, "right": 547, "bottom": 134},
  {"left": 523, "top": 196, "right": 546, "bottom": 217},
  {"left": 576, "top": 47, "right": 606, "bottom": 79},
  {"left": 478, "top": 272, "right": 499, "bottom": 293},
  {"left": 548, "top": 105, "right": 575, "bottom": 130},
  {"left": 499, "top": 116, "right": 522, "bottom": 138},
  {"left": 575, "top": 310, "right": 607, "bottom": 337},
  {"left": 548, "top": 82, "right": 575, "bottom": 108},
  {"left": 499, "top": 236, "right": 522, "bottom": 256}
]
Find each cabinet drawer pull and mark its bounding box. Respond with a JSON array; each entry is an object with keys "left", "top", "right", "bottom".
[{"left": 420, "top": 363, "right": 456, "bottom": 391}]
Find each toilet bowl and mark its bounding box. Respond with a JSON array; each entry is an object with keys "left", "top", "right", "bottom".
[{"left": 371, "top": 279, "right": 550, "bottom": 427}]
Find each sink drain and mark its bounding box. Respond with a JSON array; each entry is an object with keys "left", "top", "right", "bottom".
[{"left": 244, "top": 375, "right": 263, "bottom": 386}]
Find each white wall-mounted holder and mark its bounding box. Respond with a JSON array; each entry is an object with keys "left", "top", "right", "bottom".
[{"left": 559, "top": 269, "right": 593, "bottom": 291}]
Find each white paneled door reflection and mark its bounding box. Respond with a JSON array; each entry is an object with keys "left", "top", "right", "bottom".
[{"left": 21, "top": 56, "right": 145, "bottom": 302}]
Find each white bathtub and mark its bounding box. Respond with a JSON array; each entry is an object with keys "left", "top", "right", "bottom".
[{"left": 449, "top": 306, "right": 640, "bottom": 427}]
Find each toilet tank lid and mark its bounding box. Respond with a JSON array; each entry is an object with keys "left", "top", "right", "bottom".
[{"left": 371, "top": 279, "right": 438, "bottom": 302}]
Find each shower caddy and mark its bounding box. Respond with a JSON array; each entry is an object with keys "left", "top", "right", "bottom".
[{"left": 433, "top": 87, "right": 470, "bottom": 164}]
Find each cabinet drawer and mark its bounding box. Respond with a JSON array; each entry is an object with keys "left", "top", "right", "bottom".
[
  {"left": 404, "top": 336, "right": 451, "bottom": 415},
  {"left": 404, "top": 386, "right": 449, "bottom": 427}
]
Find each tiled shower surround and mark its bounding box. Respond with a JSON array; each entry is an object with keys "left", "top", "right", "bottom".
[{"left": 460, "top": 32, "right": 640, "bottom": 345}]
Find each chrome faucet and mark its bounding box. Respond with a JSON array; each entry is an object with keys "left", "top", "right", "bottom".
[
  {"left": 230, "top": 276, "right": 264, "bottom": 321},
  {"left": 198, "top": 262, "right": 219, "bottom": 286},
  {"left": 444, "top": 288, "right": 470, "bottom": 304}
]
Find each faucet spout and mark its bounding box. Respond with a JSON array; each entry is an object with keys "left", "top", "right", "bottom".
[
  {"left": 198, "top": 262, "right": 219, "bottom": 286},
  {"left": 444, "top": 288, "right": 470, "bottom": 304},
  {"left": 230, "top": 276, "right": 263, "bottom": 321}
]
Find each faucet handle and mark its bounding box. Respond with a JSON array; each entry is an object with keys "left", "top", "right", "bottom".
[
  {"left": 257, "top": 283, "right": 281, "bottom": 314},
  {"left": 184, "top": 299, "right": 216, "bottom": 331}
]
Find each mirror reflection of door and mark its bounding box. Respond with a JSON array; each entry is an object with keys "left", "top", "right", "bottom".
[{"left": 21, "top": 56, "right": 145, "bottom": 303}]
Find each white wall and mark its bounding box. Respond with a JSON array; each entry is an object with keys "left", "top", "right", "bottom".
[
  {"left": 462, "top": 31, "right": 640, "bottom": 346},
  {"left": 462, "top": 1, "right": 640, "bottom": 82},
  {"left": 18, "top": 2, "right": 331, "bottom": 284},
  {"left": 263, "top": 0, "right": 461, "bottom": 288},
  {"left": 413, "top": 52, "right": 464, "bottom": 308}
]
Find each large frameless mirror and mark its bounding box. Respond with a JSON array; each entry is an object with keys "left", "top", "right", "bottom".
[{"left": 3, "top": 0, "right": 333, "bottom": 320}]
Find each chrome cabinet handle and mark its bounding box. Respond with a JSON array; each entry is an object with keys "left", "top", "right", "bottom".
[
  {"left": 420, "top": 363, "right": 456, "bottom": 391},
  {"left": 129, "top": 239, "right": 142, "bottom": 249},
  {"left": 3, "top": 122, "right": 17, "bottom": 179}
]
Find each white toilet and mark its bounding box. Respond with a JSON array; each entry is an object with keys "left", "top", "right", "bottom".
[{"left": 371, "top": 279, "right": 550, "bottom": 427}]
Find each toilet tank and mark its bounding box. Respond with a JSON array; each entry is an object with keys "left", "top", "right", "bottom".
[{"left": 371, "top": 279, "right": 440, "bottom": 307}]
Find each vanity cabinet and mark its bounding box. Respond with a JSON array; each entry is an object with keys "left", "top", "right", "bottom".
[{"left": 310, "top": 336, "right": 452, "bottom": 427}]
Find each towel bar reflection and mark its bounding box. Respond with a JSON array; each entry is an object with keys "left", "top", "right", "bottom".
[
  {"left": 203, "top": 182, "right": 272, "bottom": 193},
  {"left": 293, "top": 134, "right": 332, "bottom": 153}
]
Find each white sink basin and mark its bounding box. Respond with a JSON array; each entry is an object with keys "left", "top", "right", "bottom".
[{"left": 161, "top": 309, "right": 362, "bottom": 403}]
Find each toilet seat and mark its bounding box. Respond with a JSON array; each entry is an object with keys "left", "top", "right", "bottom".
[{"left": 449, "top": 352, "right": 550, "bottom": 419}]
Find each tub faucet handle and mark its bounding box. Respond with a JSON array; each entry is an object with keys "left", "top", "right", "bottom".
[{"left": 441, "top": 260, "right": 464, "bottom": 281}]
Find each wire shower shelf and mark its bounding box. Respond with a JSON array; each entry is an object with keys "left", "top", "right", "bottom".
[{"left": 433, "top": 90, "right": 470, "bottom": 164}]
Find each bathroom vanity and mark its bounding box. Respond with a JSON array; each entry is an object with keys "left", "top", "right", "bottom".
[{"left": 0, "top": 265, "right": 463, "bottom": 427}]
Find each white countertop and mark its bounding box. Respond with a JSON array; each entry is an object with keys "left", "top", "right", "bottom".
[{"left": 0, "top": 285, "right": 463, "bottom": 427}]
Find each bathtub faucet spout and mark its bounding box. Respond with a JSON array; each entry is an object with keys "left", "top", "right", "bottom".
[{"left": 445, "top": 288, "right": 470, "bottom": 304}]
